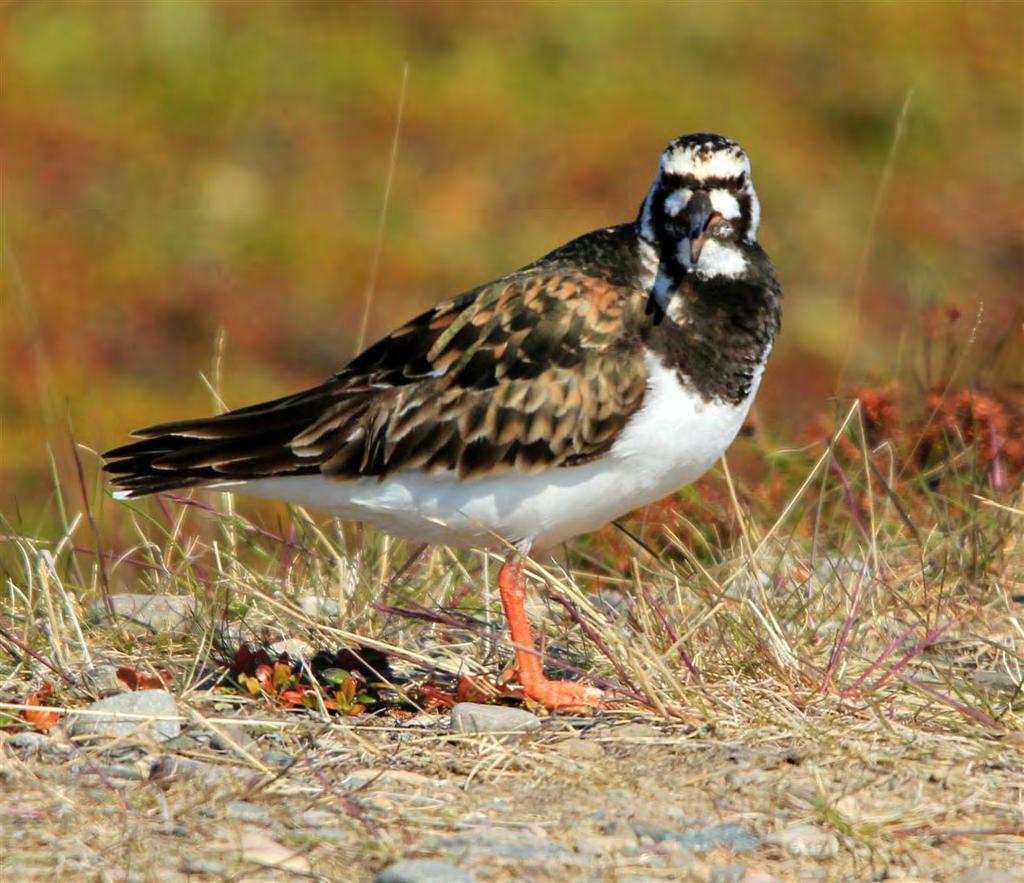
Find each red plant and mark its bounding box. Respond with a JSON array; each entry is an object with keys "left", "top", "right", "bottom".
[
  {"left": 116, "top": 666, "right": 173, "bottom": 690},
  {"left": 23, "top": 683, "right": 59, "bottom": 733}
]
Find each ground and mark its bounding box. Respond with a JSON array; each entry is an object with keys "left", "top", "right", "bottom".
[
  {"left": 2, "top": 404, "right": 1022, "bottom": 882},
  {"left": 3, "top": 700, "right": 1023, "bottom": 882}
]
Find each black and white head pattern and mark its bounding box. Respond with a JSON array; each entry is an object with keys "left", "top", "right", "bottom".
[{"left": 638, "top": 134, "right": 762, "bottom": 310}]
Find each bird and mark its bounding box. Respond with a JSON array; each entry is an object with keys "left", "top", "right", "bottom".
[{"left": 104, "top": 133, "right": 782, "bottom": 712}]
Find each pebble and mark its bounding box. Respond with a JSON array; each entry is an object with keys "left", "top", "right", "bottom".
[
  {"left": 88, "top": 593, "right": 195, "bottom": 634},
  {"left": 633, "top": 822, "right": 762, "bottom": 853},
  {"left": 161, "top": 733, "right": 205, "bottom": 753},
  {"left": 450, "top": 703, "right": 541, "bottom": 736},
  {"left": 376, "top": 860, "right": 477, "bottom": 883},
  {"left": 295, "top": 810, "right": 337, "bottom": 828},
  {"left": 767, "top": 823, "right": 839, "bottom": 858},
  {"left": 224, "top": 800, "right": 271, "bottom": 824},
  {"left": 8, "top": 732, "right": 56, "bottom": 752},
  {"left": 437, "top": 826, "right": 572, "bottom": 863},
  {"left": 86, "top": 763, "right": 148, "bottom": 781},
  {"left": 70, "top": 690, "right": 181, "bottom": 743},
  {"left": 262, "top": 750, "right": 295, "bottom": 768},
  {"left": 82, "top": 664, "right": 127, "bottom": 697},
  {"left": 207, "top": 722, "right": 258, "bottom": 754},
  {"left": 149, "top": 756, "right": 254, "bottom": 786}
]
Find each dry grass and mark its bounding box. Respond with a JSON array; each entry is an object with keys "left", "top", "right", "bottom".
[{"left": 2, "top": 397, "right": 1022, "bottom": 882}]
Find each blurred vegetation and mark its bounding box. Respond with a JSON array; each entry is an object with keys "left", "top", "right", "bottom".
[{"left": 3, "top": 0, "right": 1022, "bottom": 532}]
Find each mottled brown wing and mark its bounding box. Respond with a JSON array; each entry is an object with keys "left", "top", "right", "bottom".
[{"left": 104, "top": 269, "right": 649, "bottom": 495}]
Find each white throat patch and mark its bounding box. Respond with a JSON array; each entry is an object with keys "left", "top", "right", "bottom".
[{"left": 692, "top": 239, "right": 748, "bottom": 279}]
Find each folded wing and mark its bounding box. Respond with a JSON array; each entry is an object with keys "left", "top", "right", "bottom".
[{"left": 104, "top": 269, "right": 649, "bottom": 497}]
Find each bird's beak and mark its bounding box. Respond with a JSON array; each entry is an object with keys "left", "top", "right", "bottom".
[{"left": 686, "top": 191, "right": 719, "bottom": 264}]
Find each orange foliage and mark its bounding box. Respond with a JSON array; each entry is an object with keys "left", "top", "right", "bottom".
[
  {"left": 916, "top": 389, "right": 1024, "bottom": 491},
  {"left": 116, "top": 667, "right": 173, "bottom": 691},
  {"left": 23, "top": 683, "right": 59, "bottom": 733}
]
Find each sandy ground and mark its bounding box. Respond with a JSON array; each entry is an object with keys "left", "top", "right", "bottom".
[{"left": 4, "top": 701, "right": 1023, "bottom": 883}]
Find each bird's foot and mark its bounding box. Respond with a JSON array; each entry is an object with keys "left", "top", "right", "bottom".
[{"left": 520, "top": 676, "right": 604, "bottom": 713}]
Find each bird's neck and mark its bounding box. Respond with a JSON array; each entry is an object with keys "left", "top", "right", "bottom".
[
  {"left": 636, "top": 237, "right": 781, "bottom": 406},
  {"left": 637, "top": 229, "right": 757, "bottom": 314}
]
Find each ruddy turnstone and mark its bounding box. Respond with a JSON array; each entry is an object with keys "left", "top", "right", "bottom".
[{"left": 105, "top": 133, "right": 782, "bottom": 712}]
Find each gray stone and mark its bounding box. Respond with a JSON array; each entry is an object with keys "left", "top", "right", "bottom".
[
  {"left": 224, "top": 800, "right": 271, "bottom": 824},
  {"left": 263, "top": 750, "right": 295, "bottom": 768},
  {"left": 376, "top": 860, "right": 477, "bottom": 883},
  {"left": 7, "top": 730, "right": 73, "bottom": 760},
  {"left": 7, "top": 732, "right": 53, "bottom": 751},
  {"left": 437, "top": 827, "right": 572, "bottom": 862},
  {"left": 82, "top": 664, "right": 127, "bottom": 696},
  {"left": 767, "top": 823, "right": 839, "bottom": 858},
  {"left": 89, "top": 763, "right": 148, "bottom": 781},
  {"left": 632, "top": 822, "right": 761, "bottom": 853},
  {"left": 70, "top": 690, "right": 180, "bottom": 743},
  {"left": 88, "top": 593, "right": 195, "bottom": 634},
  {"left": 205, "top": 721, "right": 258, "bottom": 754},
  {"left": 149, "top": 755, "right": 254, "bottom": 786},
  {"left": 295, "top": 809, "right": 337, "bottom": 828},
  {"left": 450, "top": 703, "right": 540, "bottom": 736},
  {"left": 161, "top": 733, "right": 205, "bottom": 753}
]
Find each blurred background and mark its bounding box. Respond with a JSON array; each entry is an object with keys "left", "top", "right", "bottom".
[{"left": 4, "top": 0, "right": 1022, "bottom": 532}]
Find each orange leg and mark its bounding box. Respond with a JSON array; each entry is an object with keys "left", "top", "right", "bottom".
[{"left": 497, "top": 555, "right": 603, "bottom": 712}]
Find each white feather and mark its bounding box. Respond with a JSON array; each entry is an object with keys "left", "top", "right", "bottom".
[
  {"left": 693, "top": 240, "right": 748, "bottom": 280},
  {"left": 662, "top": 144, "right": 751, "bottom": 180},
  {"left": 710, "top": 189, "right": 741, "bottom": 220},
  {"left": 664, "top": 188, "right": 693, "bottom": 216},
  {"left": 233, "top": 352, "right": 764, "bottom": 552}
]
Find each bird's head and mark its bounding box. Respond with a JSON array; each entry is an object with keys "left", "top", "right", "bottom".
[{"left": 638, "top": 133, "right": 761, "bottom": 296}]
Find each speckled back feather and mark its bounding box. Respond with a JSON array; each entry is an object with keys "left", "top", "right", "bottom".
[{"left": 105, "top": 228, "right": 653, "bottom": 493}]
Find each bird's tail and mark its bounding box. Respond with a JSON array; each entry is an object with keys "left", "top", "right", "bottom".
[{"left": 103, "top": 392, "right": 326, "bottom": 498}]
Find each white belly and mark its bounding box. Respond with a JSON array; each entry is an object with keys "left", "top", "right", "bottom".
[{"left": 235, "top": 353, "right": 764, "bottom": 551}]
